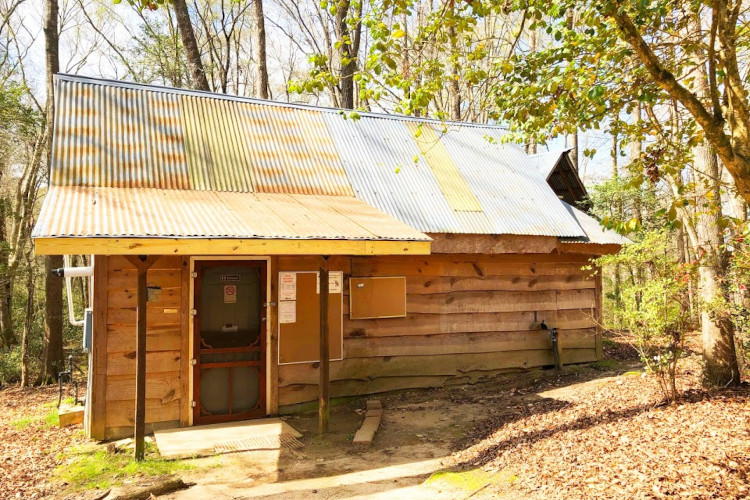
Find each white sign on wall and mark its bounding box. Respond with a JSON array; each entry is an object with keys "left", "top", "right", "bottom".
[
  {"left": 279, "top": 272, "right": 297, "bottom": 301},
  {"left": 279, "top": 300, "right": 296, "bottom": 323},
  {"left": 317, "top": 271, "right": 343, "bottom": 294}
]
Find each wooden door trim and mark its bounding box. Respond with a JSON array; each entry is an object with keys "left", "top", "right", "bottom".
[{"left": 190, "top": 258, "right": 269, "bottom": 426}]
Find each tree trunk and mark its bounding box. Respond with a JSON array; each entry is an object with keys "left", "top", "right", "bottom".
[
  {"left": 611, "top": 128, "right": 622, "bottom": 323},
  {"left": 173, "top": 0, "right": 210, "bottom": 91},
  {"left": 686, "top": 14, "right": 740, "bottom": 386},
  {"left": 0, "top": 280, "right": 14, "bottom": 347},
  {"left": 252, "top": 0, "right": 268, "bottom": 99},
  {"left": 694, "top": 144, "right": 740, "bottom": 386},
  {"left": 20, "top": 260, "right": 34, "bottom": 388},
  {"left": 448, "top": 22, "right": 461, "bottom": 121},
  {"left": 334, "top": 0, "right": 360, "bottom": 109},
  {"left": 525, "top": 27, "right": 537, "bottom": 154},
  {"left": 0, "top": 195, "right": 13, "bottom": 348},
  {"left": 40, "top": 0, "right": 64, "bottom": 385},
  {"left": 565, "top": 8, "right": 578, "bottom": 171}
]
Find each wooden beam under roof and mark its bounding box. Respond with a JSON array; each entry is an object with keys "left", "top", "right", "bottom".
[{"left": 34, "top": 238, "right": 431, "bottom": 256}]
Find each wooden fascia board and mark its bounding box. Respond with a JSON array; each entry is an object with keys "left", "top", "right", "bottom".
[
  {"left": 33, "top": 237, "right": 431, "bottom": 256},
  {"left": 556, "top": 242, "right": 622, "bottom": 255}
]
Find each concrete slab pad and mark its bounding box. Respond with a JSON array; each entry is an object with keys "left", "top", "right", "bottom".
[{"left": 154, "top": 418, "right": 302, "bottom": 459}]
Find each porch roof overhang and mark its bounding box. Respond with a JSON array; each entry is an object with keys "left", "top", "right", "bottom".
[{"left": 32, "top": 187, "right": 432, "bottom": 256}]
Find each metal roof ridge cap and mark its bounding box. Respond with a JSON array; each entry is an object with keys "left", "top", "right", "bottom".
[{"left": 54, "top": 73, "right": 508, "bottom": 131}]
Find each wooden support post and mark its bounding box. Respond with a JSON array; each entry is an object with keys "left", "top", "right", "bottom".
[
  {"left": 126, "top": 255, "right": 154, "bottom": 461},
  {"left": 90, "top": 256, "right": 108, "bottom": 440},
  {"left": 318, "top": 256, "right": 330, "bottom": 435},
  {"left": 594, "top": 269, "right": 604, "bottom": 361}
]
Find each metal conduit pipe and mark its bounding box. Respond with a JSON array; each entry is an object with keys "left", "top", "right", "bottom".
[{"left": 51, "top": 255, "right": 94, "bottom": 327}]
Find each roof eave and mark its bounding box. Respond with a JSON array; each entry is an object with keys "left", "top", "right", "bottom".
[{"left": 33, "top": 236, "right": 431, "bottom": 256}]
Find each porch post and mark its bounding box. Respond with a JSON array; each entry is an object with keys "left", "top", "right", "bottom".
[
  {"left": 126, "top": 255, "right": 154, "bottom": 461},
  {"left": 319, "top": 256, "right": 330, "bottom": 434}
]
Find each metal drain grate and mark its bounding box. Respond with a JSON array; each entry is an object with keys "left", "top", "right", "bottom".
[{"left": 213, "top": 433, "right": 304, "bottom": 454}]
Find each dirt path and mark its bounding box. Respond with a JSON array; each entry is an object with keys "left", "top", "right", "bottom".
[
  {"left": 163, "top": 364, "right": 624, "bottom": 500},
  {"left": 159, "top": 350, "right": 750, "bottom": 500}
]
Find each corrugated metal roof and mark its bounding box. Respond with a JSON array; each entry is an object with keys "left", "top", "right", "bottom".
[
  {"left": 43, "top": 74, "right": 603, "bottom": 239},
  {"left": 561, "top": 202, "right": 631, "bottom": 245},
  {"left": 409, "top": 123, "right": 482, "bottom": 211},
  {"left": 32, "top": 186, "right": 429, "bottom": 241},
  {"left": 530, "top": 149, "right": 568, "bottom": 180}
]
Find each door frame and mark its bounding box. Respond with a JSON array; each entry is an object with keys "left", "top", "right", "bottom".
[{"left": 188, "top": 256, "right": 271, "bottom": 426}]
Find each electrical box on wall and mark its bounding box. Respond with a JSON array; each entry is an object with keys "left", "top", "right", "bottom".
[
  {"left": 349, "top": 277, "right": 407, "bottom": 319},
  {"left": 82, "top": 308, "right": 93, "bottom": 352}
]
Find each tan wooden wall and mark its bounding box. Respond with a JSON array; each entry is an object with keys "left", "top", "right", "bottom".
[
  {"left": 277, "top": 253, "right": 601, "bottom": 408},
  {"left": 89, "top": 251, "right": 601, "bottom": 438},
  {"left": 90, "top": 255, "right": 189, "bottom": 440}
]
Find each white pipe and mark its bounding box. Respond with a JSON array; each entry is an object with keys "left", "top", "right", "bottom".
[{"left": 63, "top": 255, "right": 93, "bottom": 327}]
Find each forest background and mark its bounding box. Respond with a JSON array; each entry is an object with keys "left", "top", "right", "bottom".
[{"left": 0, "top": 0, "right": 748, "bottom": 396}]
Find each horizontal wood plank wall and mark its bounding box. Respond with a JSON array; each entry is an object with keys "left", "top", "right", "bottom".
[
  {"left": 278, "top": 253, "right": 599, "bottom": 408},
  {"left": 103, "top": 255, "right": 183, "bottom": 438}
]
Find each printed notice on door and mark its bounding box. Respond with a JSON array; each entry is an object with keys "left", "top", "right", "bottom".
[
  {"left": 279, "top": 300, "right": 296, "bottom": 323},
  {"left": 316, "top": 271, "right": 343, "bottom": 294},
  {"left": 279, "top": 272, "right": 296, "bottom": 301},
  {"left": 223, "top": 285, "right": 237, "bottom": 304}
]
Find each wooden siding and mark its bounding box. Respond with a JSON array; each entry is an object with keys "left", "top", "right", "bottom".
[
  {"left": 278, "top": 253, "right": 600, "bottom": 408},
  {"left": 101, "top": 255, "right": 185, "bottom": 439},
  {"left": 93, "top": 250, "right": 602, "bottom": 436}
]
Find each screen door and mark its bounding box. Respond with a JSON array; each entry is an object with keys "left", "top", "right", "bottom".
[{"left": 193, "top": 261, "right": 266, "bottom": 424}]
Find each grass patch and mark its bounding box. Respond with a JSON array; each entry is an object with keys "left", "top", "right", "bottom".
[
  {"left": 43, "top": 406, "right": 59, "bottom": 428},
  {"left": 10, "top": 401, "right": 67, "bottom": 429},
  {"left": 10, "top": 417, "right": 34, "bottom": 429},
  {"left": 426, "top": 468, "right": 516, "bottom": 492},
  {"left": 56, "top": 442, "right": 193, "bottom": 491},
  {"left": 590, "top": 360, "right": 617, "bottom": 371}
]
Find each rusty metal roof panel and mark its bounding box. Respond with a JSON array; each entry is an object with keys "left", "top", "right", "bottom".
[
  {"left": 53, "top": 76, "right": 353, "bottom": 196},
  {"left": 32, "top": 186, "right": 429, "bottom": 241},
  {"left": 53, "top": 78, "right": 192, "bottom": 189},
  {"left": 48, "top": 74, "right": 595, "bottom": 239},
  {"left": 236, "top": 102, "right": 353, "bottom": 196}
]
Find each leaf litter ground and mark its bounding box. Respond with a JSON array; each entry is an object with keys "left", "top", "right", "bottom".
[
  {"left": 451, "top": 347, "right": 749, "bottom": 499},
  {"left": 0, "top": 385, "right": 86, "bottom": 499},
  {"left": 1, "top": 333, "right": 748, "bottom": 499}
]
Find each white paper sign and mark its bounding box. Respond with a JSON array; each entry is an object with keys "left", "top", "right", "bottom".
[
  {"left": 279, "top": 272, "right": 297, "bottom": 301},
  {"left": 329, "top": 271, "right": 343, "bottom": 294},
  {"left": 279, "top": 300, "right": 296, "bottom": 323},
  {"left": 317, "top": 271, "right": 343, "bottom": 294}
]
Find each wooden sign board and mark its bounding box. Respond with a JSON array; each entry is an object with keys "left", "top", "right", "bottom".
[
  {"left": 278, "top": 271, "right": 343, "bottom": 364},
  {"left": 349, "top": 276, "right": 407, "bottom": 319}
]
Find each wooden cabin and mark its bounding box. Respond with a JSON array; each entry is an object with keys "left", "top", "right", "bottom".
[{"left": 33, "top": 75, "right": 627, "bottom": 440}]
